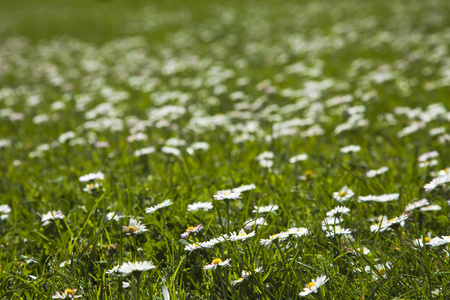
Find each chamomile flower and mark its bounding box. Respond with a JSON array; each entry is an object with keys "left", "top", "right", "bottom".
[
  {"left": 326, "top": 226, "right": 352, "bottom": 237},
  {"left": 184, "top": 243, "right": 203, "bottom": 252},
  {"left": 213, "top": 191, "right": 242, "bottom": 201},
  {"left": 299, "top": 275, "right": 328, "bottom": 297},
  {"left": 203, "top": 258, "right": 232, "bottom": 271},
  {"left": 252, "top": 204, "right": 279, "bottom": 214},
  {"left": 333, "top": 186, "right": 355, "bottom": 202},
  {"left": 289, "top": 153, "right": 308, "bottom": 163},
  {"left": 145, "top": 199, "right": 173, "bottom": 214},
  {"left": 41, "top": 210, "right": 65, "bottom": 226},
  {"left": 243, "top": 218, "right": 267, "bottom": 230},
  {"left": 287, "top": 227, "right": 309, "bottom": 237},
  {"left": 105, "top": 265, "right": 120, "bottom": 275},
  {"left": 326, "top": 206, "right": 350, "bottom": 217},
  {"left": 118, "top": 261, "right": 156, "bottom": 276},
  {"left": 358, "top": 193, "right": 400, "bottom": 203},
  {"left": 228, "top": 229, "right": 256, "bottom": 242},
  {"left": 232, "top": 184, "right": 256, "bottom": 193},
  {"left": 79, "top": 172, "right": 104, "bottom": 182},
  {"left": 405, "top": 199, "right": 429, "bottom": 211},
  {"left": 420, "top": 204, "right": 441, "bottom": 211},
  {"left": 104, "top": 211, "right": 123, "bottom": 222},
  {"left": 187, "top": 201, "right": 213, "bottom": 212},
  {"left": 180, "top": 224, "right": 203, "bottom": 239},
  {"left": 52, "top": 289, "right": 82, "bottom": 299},
  {"left": 340, "top": 145, "right": 361, "bottom": 153},
  {"left": 123, "top": 218, "right": 147, "bottom": 235},
  {"left": 365, "top": 166, "right": 389, "bottom": 178},
  {"left": 0, "top": 204, "right": 11, "bottom": 219}
]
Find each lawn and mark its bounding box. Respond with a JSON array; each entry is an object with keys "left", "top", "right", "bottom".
[{"left": 0, "top": 0, "right": 449, "bottom": 299}]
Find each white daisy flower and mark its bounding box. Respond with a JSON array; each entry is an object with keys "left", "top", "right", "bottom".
[
  {"left": 418, "top": 151, "right": 439, "bottom": 162},
  {"left": 322, "top": 217, "right": 343, "bottom": 230},
  {"left": 243, "top": 218, "right": 267, "bottom": 230},
  {"left": 123, "top": 218, "right": 147, "bottom": 235},
  {"left": 340, "top": 145, "right": 361, "bottom": 153},
  {"left": 287, "top": 227, "right": 309, "bottom": 237},
  {"left": 203, "top": 258, "right": 232, "bottom": 271},
  {"left": 180, "top": 224, "right": 203, "bottom": 239},
  {"left": 428, "top": 236, "right": 450, "bottom": 247},
  {"left": 184, "top": 243, "right": 203, "bottom": 252},
  {"left": 326, "top": 206, "right": 350, "bottom": 217},
  {"left": 252, "top": 204, "right": 279, "bottom": 214},
  {"left": 104, "top": 211, "right": 123, "bottom": 222},
  {"left": 299, "top": 275, "right": 328, "bottom": 297},
  {"left": 187, "top": 202, "right": 213, "bottom": 212},
  {"left": 134, "top": 146, "right": 155, "bottom": 157},
  {"left": 232, "top": 184, "right": 256, "bottom": 193},
  {"left": 358, "top": 193, "right": 400, "bottom": 203},
  {"left": 420, "top": 204, "right": 441, "bottom": 211},
  {"left": 289, "top": 153, "right": 308, "bottom": 163},
  {"left": 52, "top": 289, "right": 82, "bottom": 299},
  {"left": 118, "top": 261, "right": 156, "bottom": 276},
  {"left": 105, "top": 265, "right": 120, "bottom": 275},
  {"left": 228, "top": 229, "right": 256, "bottom": 242},
  {"left": 213, "top": 191, "right": 242, "bottom": 201},
  {"left": 41, "top": 210, "right": 65, "bottom": 226},
  {"left": 161, "top": 146, "right": 181, "bottom": 156},
  {"left": 145, "top": 199, "right": 173, "bottom": 214},
  {"left": 333, "top": 186, "right": 355, "bottom": 202},
  {"left": 0, "top": 204, "right": 11, "bottom": 214},
  {"left": 365, "top": 166, "right": 389, "bottom": 178},
  {"left": 326, "top": 226, "right": 352, "bottom": 237},
  {"left": 405, "top": 199, "right": 429, "bottom": 211},
  {"left": 79, "top": 172, "right": 104, "bottom": 182}
]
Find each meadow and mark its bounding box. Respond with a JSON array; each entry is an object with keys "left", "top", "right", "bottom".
[{"left": 0, "top": 0, "right": 449, "bottom": 299}]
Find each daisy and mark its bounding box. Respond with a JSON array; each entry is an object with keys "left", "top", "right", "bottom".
[
  {"left": 123, "top": 218, "right": 147, "bottom": 235},
  {"left": 105, "top": 265, "right": 120, "bottom": 275},
  {"left": 367, "top": 262, "right": 392, "bottom": 279},
  {"left": 326, "top": 206, "right": 350, "bottom": 217},
  {"left": 0, "top": 204, "right": 11, "bottom": 220},
  {"left": 52, "top": 289, "right": 82, "bottom": 299},
  {"left": 405, "top": 199, "right": 429, "bottom": 211},
  {"left": 203, "top": 258, "right": 232, "bottom": 271},
  {"left": 213, "top": 191, "right": 242, "bottom": 201},
  {"left": 180, "top": 224, "right": 203, "bottom": 239},
  {"left": 243, "top": 218, "right": 267, "bottom": 230},
  {"left": 326, "top": 226, "right": 352, "bottom": 237},
  {"left": 82, "top": 182, "right": 102, "bottom": 194},
  {"left": 370, "top": 216, "right": 391, "bottom": 233},
  {"left": 365, "top": 166, "right": 389, "bottom": 178},
  {"left": 252, "top": 204, "right": 279, "bottom": 214},
  {"left": 299, "top": 275, "right": 328, "bottom": 297},
  {"left": 228, "top": 229, "right": 256, "bottom": 242},
  {"left": 187, "top": 202, "right": 213, "bottom": 212},
  {"left": 232, "top": 184, "right": 256, "bottom": 193},
  {"left": 289, "top": 153, "right": 308, "bottom": 163},
  {"left": 79, "top": 172, "right": 104, "bottom": 182},
  {"left": 134, "top": 146, "right": 155, "bottom": 157},
  {"left": 145, "top": 199, "right": 173, "bottom": 214},
  {"left": 161, "top": 146, "right": 181, "bottom": 156},
  {"left": 322, "top": 217, "right": 343, "bottom": 230},
  {"left": 333, "top": 186, "right": 355, "bottom": 202},
  {"left": 41, "top": 210, "right": 65, "bottom": 226},
  {"left": 381, "top": 213, "right": 408, "bottom": 231},
  {"left": 358, "top": 193, "right": 400, "bottom": 203},
  {"left": 287, "top": 227, "right": 309, "bottom": 237},
  {"left": 340, "top": 145, "right": 361, "bottom": 153},
  {"left": 104, "top": 211, "right": 123, "bottom": 222},
  {"left": 118, "top": 261, "right": 156, "bottom": 276},
  {"left": 420, "top": 204, "right": 441, "bottom": 211},
  {"left": 184, "top": 243, "right": 203, "bottom": 252}
]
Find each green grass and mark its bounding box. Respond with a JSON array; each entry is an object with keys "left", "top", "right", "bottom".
[{"left": 0, "top": 0, "right": 449, "bottom": 299}]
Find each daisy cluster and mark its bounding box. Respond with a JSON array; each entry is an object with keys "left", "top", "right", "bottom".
[{"left": 1, "top": 0, "right": 450, "bottom": 298}]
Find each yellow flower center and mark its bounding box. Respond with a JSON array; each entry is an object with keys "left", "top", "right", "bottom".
[
  {"left": 424, "top": 236, "right": 430, "bottom": 243},
  {"left": 304, "top": 170, "right": 314, "bottom": 178},
  {"left": 240, "top": 233, "right": 246, "bottom": 237},
  {"left": 339, "top": 191, "right": 347, "bottom": 197},
  {"left": 65, "top": 289, "right": 75, "bottom": 296},
  {"left": 128, "top": 226, "right": 137, "bottom": 233},
  {"left": 307, "top": 282, "right": 316, "bottom": 290},
  {"left": 212, "top": 258, "right": 222, "bottom": 265},
  {"left": 186, "top": 226, "right": 194, "bottom": 232},
  {"left": 388, "top": 218, "right": 395, "bottom": 222},
  {"left": 379, "top": 268, "right": 386, "bottom": 275},
  {"left": 194, "top": 244, "right": 200, "bottom": 248}
]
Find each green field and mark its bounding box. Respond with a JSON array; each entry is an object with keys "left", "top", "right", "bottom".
[{"left": 0, "top": 0, "right": 450, "bottom": 299}]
